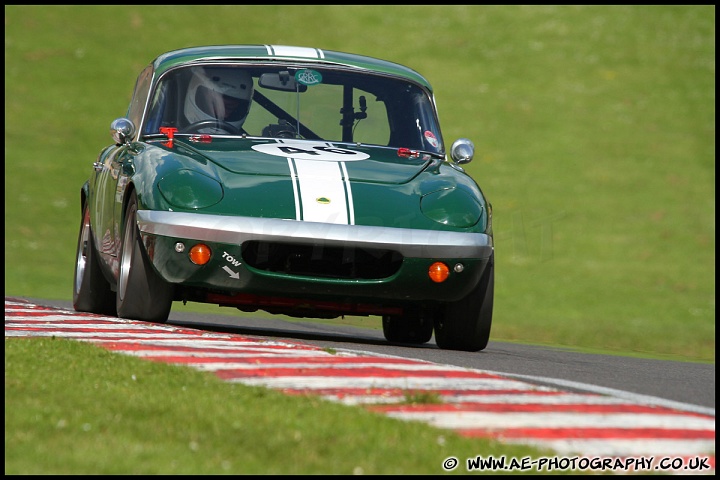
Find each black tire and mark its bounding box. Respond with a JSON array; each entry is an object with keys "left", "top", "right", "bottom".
[
  {"left": 73, "top": 202, "right": 117, "bottom": 316},
  {"left": 116, "top": 192, "right": 173, "bottom": 322},
  {"left": 382, "top": 311, "right": 434, "bottom": 344},
  {"left": 433, "top": 254, "right": 494, "bottom": 352}
]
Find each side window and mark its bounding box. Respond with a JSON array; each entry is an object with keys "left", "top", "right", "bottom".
[
  {"left": 143, "top": 68, "right": 191, "bottom": 135},
  {"left": 144, "top": 81, "right": 169, "bottom": 134},
  {"left": 127, "top": 65, "right": 153, "bottom": 132}
]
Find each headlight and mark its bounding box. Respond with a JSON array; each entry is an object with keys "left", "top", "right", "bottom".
[
  {"left": 420, "top": 187, "right": 484, "bottom": 228},
  {"left": 158, "top": 169, "right": 223, "bottom": 209}
]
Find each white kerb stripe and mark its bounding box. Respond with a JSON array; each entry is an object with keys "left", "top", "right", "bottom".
[
  {"left": 385, "top": 411, "right": 715, "bottom": 431},
  {"left": 231, "top": 376, "right": 533, "bottom": 390}
]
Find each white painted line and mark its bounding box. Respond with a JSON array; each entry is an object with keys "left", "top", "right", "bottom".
[{"left": 487, "top": 371, "right": 717, "bottom": 417}]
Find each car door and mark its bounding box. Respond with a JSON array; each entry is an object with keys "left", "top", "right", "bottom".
[{"left": 92, "top": 145, "right": 126, "bottom": 259}]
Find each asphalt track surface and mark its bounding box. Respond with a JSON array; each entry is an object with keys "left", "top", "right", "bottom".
[{"left": 6, "top": 297, "right": 715, "bottom": 474}]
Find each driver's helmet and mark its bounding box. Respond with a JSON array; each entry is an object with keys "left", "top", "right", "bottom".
[{"left": 184, "top": 67, "right": 254, "bottom": 130}]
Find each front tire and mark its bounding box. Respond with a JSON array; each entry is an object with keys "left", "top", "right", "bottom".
[
  {"left": 116, "top": 192, "right": 173, "bottom": 322},
  {"left": 434, "top": 254, "right": 494, "bottom": 352},
  {"left": 73, "top": 202, "right": 117, "bottom": 316}
]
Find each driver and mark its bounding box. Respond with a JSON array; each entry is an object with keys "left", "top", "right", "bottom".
[{"left": 184, "top": 67, "right": 254, "bottom": 133}]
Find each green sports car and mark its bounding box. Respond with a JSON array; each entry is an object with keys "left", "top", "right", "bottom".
[{"left": 73, "top": 45, "right": 494, "bottom": 351}]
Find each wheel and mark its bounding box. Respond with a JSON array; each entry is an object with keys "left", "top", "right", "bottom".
[
  {"left": 382, "top": 310, "right": 434, "bottom": 344},
  {"left": 433, "top": 254, "right": 494, "bottom": 352},
  {"left": 73, "top": 202, "right": 117, "bottom": 316},
  {"left": 116, "top": 192, "right": 173, "bottom": 322},
  {"left": 181, "top": 120, "right": 240, "bottom": 135}
]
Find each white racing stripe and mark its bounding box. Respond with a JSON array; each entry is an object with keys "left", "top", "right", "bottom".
[
  {"left": 254, "top": 140, "right": 363, "bottom": 224},
  {"left": 265, "top": 45, "right": 325, "bottom": 59},
  {"left": 340, "top": 162, "right": 355, "bottom": 225},
  {"left": 289, "top": 158, "right": 352, "bottom": 224},
  {"left": 286, "top": 158, "right": 302, "bottom": 221}
]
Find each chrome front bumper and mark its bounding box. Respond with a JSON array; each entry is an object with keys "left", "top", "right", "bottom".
[{"left": 137, "top": 211, "right": 493, "bottom": 259}]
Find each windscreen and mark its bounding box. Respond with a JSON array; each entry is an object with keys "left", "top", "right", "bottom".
[{"left": 143, "top": 64, "right": 443, "bottom": 154}]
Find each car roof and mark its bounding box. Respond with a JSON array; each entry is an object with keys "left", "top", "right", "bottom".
[{"left": 151, "top": 44, "right": 433, "bottom": 91}]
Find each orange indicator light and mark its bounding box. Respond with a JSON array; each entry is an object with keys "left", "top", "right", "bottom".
[
  {"left": 189, "top": 244, "right": 212, "bottom": 265},
  {"left": 428, "top": 262, "right": 450, "bottom": 283}
]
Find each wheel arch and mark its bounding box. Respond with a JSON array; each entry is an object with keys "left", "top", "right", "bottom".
[
  {"left": 120, "top": 181, "right": 138, "bottom": 226},
  {"left": 80, "top": 181, "right": 89, "bottom": 214}
]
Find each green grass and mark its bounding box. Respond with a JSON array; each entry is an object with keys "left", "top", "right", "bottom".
[
  {"left": 4, "top": 5, "right": 715, "bottom": 473},
  {"left": 5, "top": 5, "right": 714, "bottom": 362},
  {"left": 5, "top": 337, "right": 554, "bottom": 475}
]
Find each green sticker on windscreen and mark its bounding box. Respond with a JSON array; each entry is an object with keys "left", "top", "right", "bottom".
[{"left": 295, "top": 69, "right": 323, "bottom": 86}]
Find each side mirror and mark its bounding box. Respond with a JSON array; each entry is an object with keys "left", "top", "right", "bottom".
[
  {"left": 450, "top": 138, "right": 475, "bottom": 164},
  {"left": 110, "top": 117, "right": 135, "bottom": 145}
]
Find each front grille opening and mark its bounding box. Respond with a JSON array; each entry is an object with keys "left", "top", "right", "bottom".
[{"left": 241, "top": 241, "right": 403, "bottom": 279}]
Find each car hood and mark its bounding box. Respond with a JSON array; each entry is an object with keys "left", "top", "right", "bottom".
[
  {"left": 141, "top": 137, "right": 484, "bottom": 232},
  {"left": 167, "top": 137, "right": 434, "bottom": 185}
]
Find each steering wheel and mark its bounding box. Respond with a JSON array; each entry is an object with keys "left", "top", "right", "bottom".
[
  {"left": 275, "top": 128, "right": 295, "bottom": 139},
  {"left": 181, "top": 120, "right": 241, "bottom": 135},
  {"left": 262, "top": 122, "right": 296, "bottom": 139}
]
